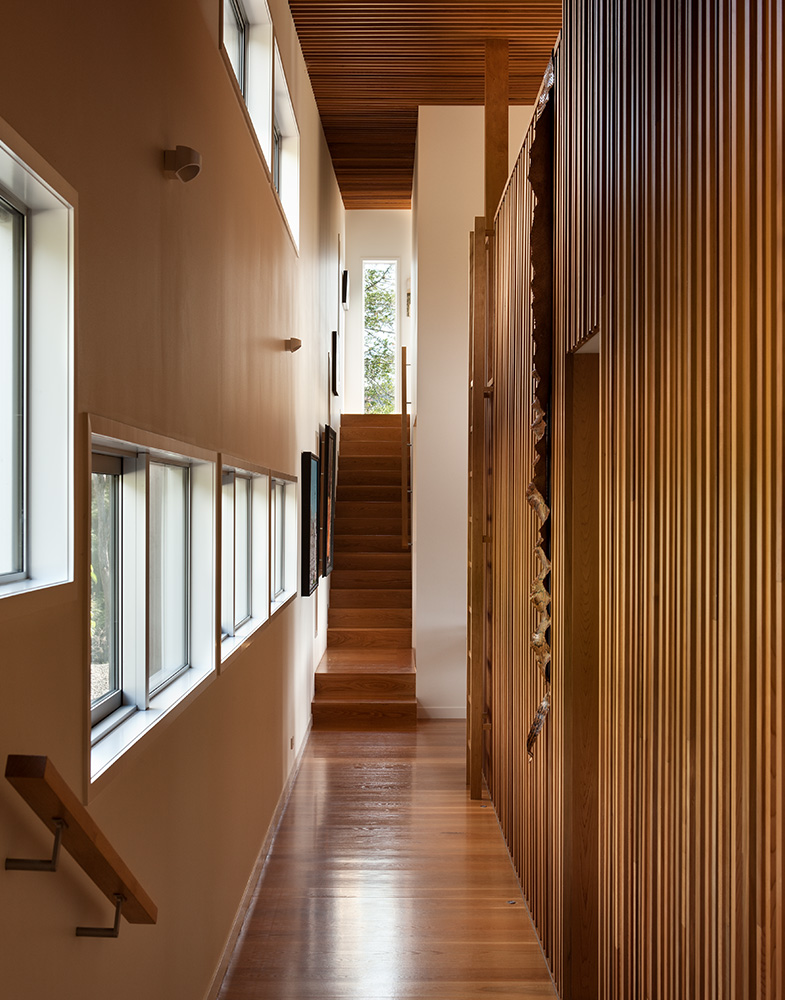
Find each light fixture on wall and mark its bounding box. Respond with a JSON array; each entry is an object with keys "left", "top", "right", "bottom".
[
  {"left": 163, "top": 145, "right": 202, "bottom": 182},
  {"left": 285, "top": 338, "right": 302, "bottom": 352}
]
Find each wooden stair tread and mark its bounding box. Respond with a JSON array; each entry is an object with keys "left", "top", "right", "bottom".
[{"left": 316, "top": 648, "right": 416, "bottom": 673}]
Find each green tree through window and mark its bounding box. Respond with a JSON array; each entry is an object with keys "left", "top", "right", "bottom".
[{"left": 363, "top": 260, "right": 396, "bottom": 413}]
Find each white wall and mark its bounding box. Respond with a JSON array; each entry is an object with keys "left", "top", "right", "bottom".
[
  {"left": 344, "top": 210, "right": 413, "bottom": 413},
  {"left": 412, "top": 105, "right": 533, "bottom": 718},
  {"left": 0, "top": 1, "right": 343, "bottom": 998}
]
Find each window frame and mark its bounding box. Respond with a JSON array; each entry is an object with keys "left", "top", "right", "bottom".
[
  {"left": 219, "top": 461, "right": 270, "bottom": 664},
  {"left": 90, "top": 453, "right": 123, "bottom": 726},
  {"left": 0, "top": 189, "right": 26, "bottom": 585},
  {"left": 0, "top": 120, "right": 75, "bottom": 604},
  {"left": 89, "top": 418, "right": 217, "bottom": 786},
  {"left": 270, "top": 474, "right": 297, "bottom": 614},
  {"left": 223, "top": 0, "right": 249, "bottom": 96}
]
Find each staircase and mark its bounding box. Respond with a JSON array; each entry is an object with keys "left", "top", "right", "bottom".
[{"left": 312, "top": 413, "right": 416, "bottom": 728}]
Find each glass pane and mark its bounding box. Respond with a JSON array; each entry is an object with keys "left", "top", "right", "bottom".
[
  {"left": 223, "top": 0, "right": 244, "bottom": 89},
  {"left": 221, "top": 476, "right": 234, "bottom": 635},
  {"left": 273, "top": 482, "right": 285, "bottom": 597},
  {"left": 148, "top": 463, "right": 188, "bottom": 693},
  {"left": 0, "top": 198, "right": 23, "bottom": 577},
  {"left": 91, "top": 472, "right": 119, "bottom": 704},
  {"left": 234, "top": 477, "right": 251, "bottom": 626},
  {"left": 363, "top": 260, "right": 397, "bottom": 414}
]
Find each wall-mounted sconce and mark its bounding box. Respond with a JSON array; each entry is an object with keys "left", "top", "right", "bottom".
[
  {"left": 163, "top": 145, "right": 202, "bottom": 182},
  {"left": 285, "top": 338, "right": 302, "bottom": 352},
  {"left": 341, "top": 270, "right": 350, "bottom": 311}
]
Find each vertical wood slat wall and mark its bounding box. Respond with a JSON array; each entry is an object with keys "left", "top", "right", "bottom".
[
  {"left": 481, "top": 1, "right": 784, "bottom": 997},
  {"left": 487, "top": 97, "right": 563, "bottom": 979}
]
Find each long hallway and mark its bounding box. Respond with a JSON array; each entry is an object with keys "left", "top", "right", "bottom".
[{"left": 217, "top": 721, "right": 557, "bottom": 998}]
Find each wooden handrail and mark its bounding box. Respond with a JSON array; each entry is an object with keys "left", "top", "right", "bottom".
[
  {"left": 5, "top": 755, "right": 157, "bottom": 925},
  {"left": 401, "top": 345, "right": 410, "bottom": 550}
]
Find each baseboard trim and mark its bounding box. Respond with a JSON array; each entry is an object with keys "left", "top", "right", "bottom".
[{"left": 204, "top": 719, "right": 313, "bottom": 1000}]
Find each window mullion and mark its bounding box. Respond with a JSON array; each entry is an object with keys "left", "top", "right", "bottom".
[{"left": 122, "top": 452, "right": 150, "bottom": 710}]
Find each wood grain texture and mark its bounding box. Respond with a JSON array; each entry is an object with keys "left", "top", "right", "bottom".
[
  {"left": 316, "top": 416, "right": 416, "bottom": 722},
  {"left": 217, "top": 722, "right": 557, "bottom": 999},
  {"left": 480, "top": 1, "right": 784, "bottom": 997},
  {"left": 288, "top": 2, "right": 562, "bottom": 207},
  {"left": 4, "top": 755, "right": 157, "bottom": 924}
]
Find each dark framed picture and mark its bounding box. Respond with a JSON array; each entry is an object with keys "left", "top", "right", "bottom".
[
  {"left": 341, "top": 269, "right": 350, "bottom": 310},
  {"left": 321, "top": 425, "right": 337, "bottom": 576},
  {"left": 300, "top": 452, "right": 320, "bottom": 596},
  {"left": 331, "top": 329, "right": 341, "bottom": 397}
]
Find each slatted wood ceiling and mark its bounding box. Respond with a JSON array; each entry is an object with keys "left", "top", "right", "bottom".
[{"left": 288, "top": 1, "right": 562, "bottom": 208}]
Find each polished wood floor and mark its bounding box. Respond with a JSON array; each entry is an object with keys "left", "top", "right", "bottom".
[{"left": 218, "top": 721, "right": 557, "bottom": 999}]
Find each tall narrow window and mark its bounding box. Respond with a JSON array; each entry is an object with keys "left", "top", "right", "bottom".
[
  {"left": 363, "top": 259, "right": 397, "bottom": 413},
  {"left": 90, "top": 456, "right": 122, "bottom": 724},
  {"left": 223, "top": 0, "right": 248, "bottom": 94},
  {"left": 148, "top": 462, "right": 189, "bottom": 695},
  {"left": 0, "top": 195, "right": 24, "bottom": 580},
  {"left": 221, "top": 470, "right": 257, "bottom": 644},
  {"left": 272, "top": 120, "right": 282, "bottom": 194},
  {"left": 272, "top": 479, "right": 285, "bottom": 599}
]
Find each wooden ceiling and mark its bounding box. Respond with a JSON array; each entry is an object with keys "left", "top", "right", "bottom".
[{"left": 288, "top": 1, "right": 562, "bottom": 209}]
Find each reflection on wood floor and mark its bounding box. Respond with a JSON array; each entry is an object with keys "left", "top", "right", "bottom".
[{"left": 218, "top": 720, "right": 557, "bottom": 999}]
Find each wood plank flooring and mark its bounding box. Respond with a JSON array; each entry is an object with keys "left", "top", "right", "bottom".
[{"left": 217, "top": 721, "right": 557, "bottom": 999}]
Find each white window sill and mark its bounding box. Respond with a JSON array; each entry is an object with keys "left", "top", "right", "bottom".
[
  {"left": 220, "top": 613, "right": 269, "bottom": 665},
  {"left": 270, "top": 588, "right": 297, "bottom": 617},
  {"left": 90, "top": 664, "right": 214, "bottom": 782}
]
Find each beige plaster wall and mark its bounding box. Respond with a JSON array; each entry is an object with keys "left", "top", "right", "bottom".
[{"left": 0, "top": 1, "right": 343, "bottom": 997}]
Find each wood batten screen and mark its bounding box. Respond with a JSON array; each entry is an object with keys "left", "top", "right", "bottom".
[
  {"left": 468, "top": 65, "right": 562, "bottom": 978},
  {"left": 476, "top": 1, "right": 784, "bottom": 998}
]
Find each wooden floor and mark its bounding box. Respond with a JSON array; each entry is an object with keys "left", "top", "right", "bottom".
[{"left": 218, "top": 721, "right": 557, "bottom": 999}]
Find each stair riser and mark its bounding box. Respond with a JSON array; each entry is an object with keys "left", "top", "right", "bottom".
[
  {"left": 337, "top": 486, "right": 402, "bottom": 502},
  {"left": 314, "top": 676, "right": 416, "bottom": 696},
  {"left": 338, "top": 501, "right": 402, "bottom": 519},
  {"left": 328, "top": 628, "right": 412, "bottom": 648},
  {"left": 335, "top": 518, "right": 403, "bottom": 536},
  {"left": 340, "top": 426, "right": 402, "bottom": 443},
  {"left": 333, "top": 552, "right": 411, "bottom": 570},
  {"left": 331, "top": 570, "right": 411, "bottom": 589},
  {"left": 329, "top": 589, "right": 412, "bottom": 608},
  {"left": 334, "top": 535, "right": 405, "bottom": 552},
  {"left": 338, "top": 471, "right": 403, "bottom": 487},
  {"left": 341, "top": 413, "right": 408, "bottom": 427},
  {"left": 329, "top": 609, "right": 412, "bottom": 628},
  {"left": 338, "top": 456, "right": 401, "bottom": 472},
  {"left": 340, "top": 441, "right": 401, "bottom": 458}
]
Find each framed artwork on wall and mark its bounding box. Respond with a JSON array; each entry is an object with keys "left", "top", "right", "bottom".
[
  {"left": 300, "top": 451, "right": 320, "bottom": 596},
  {"left": 331, "top": 329, "right": 341, "bottom": 397},
  {"left": 321, "top": 425, "right": 337, "bottom": 576}
]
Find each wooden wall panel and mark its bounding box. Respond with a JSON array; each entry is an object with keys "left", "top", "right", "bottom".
[{"left": 483, "top": 1, "right": 784, "bottom": 997}]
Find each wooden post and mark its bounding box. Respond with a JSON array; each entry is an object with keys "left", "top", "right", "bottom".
[
  {"left": 400, "top": 345, "right": 408, "bottom": 550},
  {"left": 467, "top": 218, "right": 487, "bottom": 799},
  {"left": 484, "top": 39, "right": 509, "bottom": 226}
]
